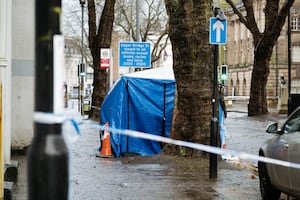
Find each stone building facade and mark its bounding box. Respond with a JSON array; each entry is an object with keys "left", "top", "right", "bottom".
[{"left": 224, "top": 1, "right": 300, "bottom": 102}]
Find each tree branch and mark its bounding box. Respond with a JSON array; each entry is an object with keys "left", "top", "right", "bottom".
[
  {"left": 273, "top": 0, "right": 295, "bottom": 29},
  {"left": 97, "top": 0, "right": 116, "bottom": 48},
  {"left": 225, "top": 0, "right": 247, "bottom": 24},
  {"left": 87, "top": 0, "right": 97, "bottom": 50},
  {"left": 264, "top": 0, "right": 279, "bottom": 32},
  {"left": 151, "top": 31, "right": 169, "bottom": 64},
  {"left": 225, "top": 0, "right": 261, "bottom": 42},
  {"left": 266, "top": 0, "right": 295, "bottom": 43},
  {"left": 244, "top": 0, "right": 261, "bottom": 37},
  {"left": 119, "top": 3, "right": 135, "bottom": 40}
]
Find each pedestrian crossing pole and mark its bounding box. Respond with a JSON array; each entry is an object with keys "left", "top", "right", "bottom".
[{"left": 27, "top": 0, "right": 69, "bottom": 199}]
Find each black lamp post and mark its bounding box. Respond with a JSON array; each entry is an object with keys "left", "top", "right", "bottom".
[
  {"left": 28, "top": 0, "right": 69, "bottom": 199},
  {"left": 288, "top": 8, "right": 292, "bottom": 115},
  {"left": 79, "top": 0, "right": 86, "bottom": 115}
]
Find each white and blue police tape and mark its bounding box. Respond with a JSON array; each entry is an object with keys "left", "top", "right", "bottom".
[
  {"left": 98, "top": 125, "right": 300, "bottom": 170},
  {"left": 33, "top": 112, "right": 300, "bottom": 170},
  {"left": 34, "top": 112, "right": 80, "bottom": 135}
]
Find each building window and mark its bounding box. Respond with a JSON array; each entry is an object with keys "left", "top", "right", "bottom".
[
  {"left": 291, "top": 16, "right": 300, "bottom": 31},
  {"left": 292, "top": 45, "right": 300, "bottom": 62}
]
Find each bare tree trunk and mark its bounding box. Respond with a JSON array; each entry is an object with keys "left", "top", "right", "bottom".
[
  {"left": 248, "top": 55, "right": 270, "bottom": 116},
  {"left": 88, "top": 0, "right": 116, "bottom": 120},
  {"left": 164, "top": 0, "right": 214, "bottom": 156}
]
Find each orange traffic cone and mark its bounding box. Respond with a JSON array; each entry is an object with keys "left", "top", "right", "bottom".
[
  {"left": 221, "top": 143, "right": 227, "bottom": 160},
  {"left": 99, "top": 122, "right": 114, "bottom": 158},
  {"left": 221, "top": 143, "right": 226, "bottom": 150}
]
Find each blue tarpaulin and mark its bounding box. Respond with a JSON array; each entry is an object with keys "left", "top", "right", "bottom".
[{"left": 100, "top": 66, "right": 175, "bottom": 157}]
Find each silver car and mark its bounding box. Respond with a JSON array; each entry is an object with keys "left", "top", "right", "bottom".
[{"left": 258, "top": 106, "right": 300, "bottom": 199}]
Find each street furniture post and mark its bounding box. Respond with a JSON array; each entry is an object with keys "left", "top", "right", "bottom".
[
  {"left": 79, "top": 0, "right": 86, "bottom": 115},
  {"left": 209, "top": 7, "right": 227, "bottom": 179},
  {"left": 210, "top": 44, "right": 219, "bottom": 179},
  {"left": 27, "top": 0, "right": 69, "bottom": 199},
  {"left": 0, "top": 83, "right": 3, "bottom": 199}
]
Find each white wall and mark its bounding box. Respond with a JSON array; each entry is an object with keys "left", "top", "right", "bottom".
[
  {"left": 11, "top": 0, "right": 34, "bottom": 149},
  {"left": 0, "top": 0, "right": 12, "bottom": 164},
  {"left": 0, "top": 0, "right": 5, "bottom": 60}
]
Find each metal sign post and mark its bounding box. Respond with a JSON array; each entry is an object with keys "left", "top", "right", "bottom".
[
  {"left": 27, "top": 1, "right": 69, "bottom": 199},
  {"left": 79, "top": 0, "right": 85, "bottom": 115},
  {"left": 209, "top": 7, "right": 227, "bottom": 179},
  {"left": 210, "top": 44, "right": 219, "bottom": 179}
]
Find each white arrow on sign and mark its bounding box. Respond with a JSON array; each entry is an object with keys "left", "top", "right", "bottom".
[{"left": 213, "top": 20, "right": 224, "bottom": 43}]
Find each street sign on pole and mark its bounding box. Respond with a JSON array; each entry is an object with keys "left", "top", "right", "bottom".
[
  {"left": 119, "top": 42, "right": 151, "bottom": 68},
  {"left": 209, "top": 7, "right": 227, "bottom": 180},
  {"left": 100, "top": 48, "right": 111, "bottom": 68},
  {"left": 209, "top": 17, "right": 227, "bottom": 44}
]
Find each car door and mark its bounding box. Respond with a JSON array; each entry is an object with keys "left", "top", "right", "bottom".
[
  {"left": 283, "top": 109, "right": 300, "bottom": 194},
  {"left": 287, "top": 131, "right": 300, "bottom": 194},
  {"left": 267, "top": 135, "right": 290, "bottom": 190}
]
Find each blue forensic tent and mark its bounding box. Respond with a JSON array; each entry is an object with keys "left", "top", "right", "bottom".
[{"left": 100, "top": 66, "right": 175, "bottom": 157}]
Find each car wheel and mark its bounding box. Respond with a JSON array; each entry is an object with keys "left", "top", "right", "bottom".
[{"left": 258, "top": 161, "right": 281, "bottom": 200}]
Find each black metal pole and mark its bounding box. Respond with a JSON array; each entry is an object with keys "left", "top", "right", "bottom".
[
  {"left": 275, "top": 42, "right": 279, "bottom": 97},
  {"left": 27, "top": 0, "right": 69, "bottom": 199},
  {"left": 288, "top": 8, "right": 292, "bottom": 115},
  {"left": 80, "top": 1, "right": 85, "bottom": 115},
  {"left": 210, "top": 44, "right": 219, "bottom": 179}
]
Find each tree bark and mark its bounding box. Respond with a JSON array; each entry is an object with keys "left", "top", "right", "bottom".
[
  {"left": 248, "top": 49, "right": 271, "bottom": 116},
  {"left": 164, "top": 0, "right": 214, "bottom": 156},
  {"left": 88, "top": 0, "right": 116, "bottom": 120}
]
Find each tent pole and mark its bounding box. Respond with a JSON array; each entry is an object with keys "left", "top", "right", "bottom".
[
  {"left": 162, "top": 83, "right": 166, "bottom": 138},
  {"left": 126, "top": 80, "right": 130, "bottom": 153}
]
